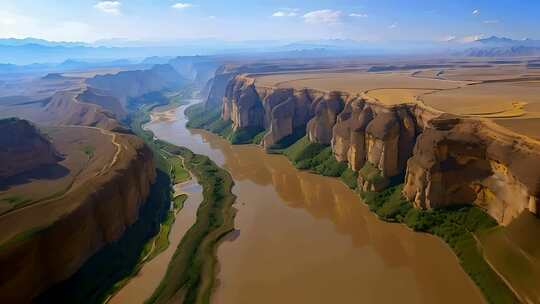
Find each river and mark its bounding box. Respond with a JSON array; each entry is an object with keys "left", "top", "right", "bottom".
[
  {"left": 144, "top": 99, "right": 485, "bottom": 304},
  {"left": 108, "top": 132, "right": 203, "bottom": 304}
]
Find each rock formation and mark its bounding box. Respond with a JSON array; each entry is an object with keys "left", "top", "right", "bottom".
[
  {"left": 208, "top": 71, "right": 540, "bottom": 225},
  {"left": 0, "top": 132, "right": 155, "bottom": 303},
  {"left": 403, "top": 115, "right": 540, "bottom": 225},
  {"left": 0, "top": 118, "right": 62, "bottom": 179}
]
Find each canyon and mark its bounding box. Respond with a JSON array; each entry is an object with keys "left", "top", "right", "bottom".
[
  {"left": 217, "top": 71, "right": 540, "bottom": 226},
  {"left": 1, "top": 54, "right": 540, "bottom": 303},
  {"left": 0, "top": 120, "right": 155, "bottom": 303}
]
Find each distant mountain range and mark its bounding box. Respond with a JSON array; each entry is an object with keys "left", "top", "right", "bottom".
[
  {"left": 458, "top": 36, "right": 540, "bottom": 57},
  {"left": 0, "top": 36, "right": 539, "bottom": 65}
]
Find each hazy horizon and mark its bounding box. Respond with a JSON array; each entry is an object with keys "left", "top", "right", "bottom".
[{"left": 2, "top": 0, "right": 539, "bottom": 43}]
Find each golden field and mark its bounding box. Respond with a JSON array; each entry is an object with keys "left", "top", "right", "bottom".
[{"left": 250, "top": 60, "right": 540, "bottom": 139}]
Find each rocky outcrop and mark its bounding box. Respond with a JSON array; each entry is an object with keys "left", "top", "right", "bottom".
[
  {"left": 0, "top": 118, "right": 62, "bottom": 179},
  {"left": 221, "top": 75, "right": 343, "bottom": 147},
  {"left": 0, "top": 133, "right": 156, "bottom": 303},
  {"left": 403, "top": 116, "right": 540, "bottom": 225},
  {"left": 210, "top": 71, "right": 540, "bottom": 225},
  {"left": 307, "top": 92, "right": 345, "bottom": 145},
  {"left": 331, "top": 99, "right": 418, "bottom": 191},
  {"left": 223, "top": 76, "right": 265, "bottom": 130}
]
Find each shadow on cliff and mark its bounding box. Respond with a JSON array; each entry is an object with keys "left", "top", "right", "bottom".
[
  {"left": 0, "top": 164, "right": 70, "bottom": 191},
  {"left": 35, "top": 170, "right": 171, "bottom": 304}
]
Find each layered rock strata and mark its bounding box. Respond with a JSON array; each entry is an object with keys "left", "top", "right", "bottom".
[
  {"left": 0, "top": 133, "right": 155, "bottom": 303},
  {"left": 211, "top": 73, "right": 540, "bottom": 225}
]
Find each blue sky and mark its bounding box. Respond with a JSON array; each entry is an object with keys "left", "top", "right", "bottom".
[{"left": 1, "top": 0, "right": 539, "bottom": 42}]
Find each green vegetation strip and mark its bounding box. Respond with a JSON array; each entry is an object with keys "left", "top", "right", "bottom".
[
  {"left": 360, "top": 185, "right": 518, "bottom": 304},
  {"left": 169, "top": 156, "right": 191, "bottom": 184},
  {"left": 146, "top": 141, "right": 236, "bottom": 304},
  {"left": 185, "top": 103, "right": 264, "bottom": 145}
]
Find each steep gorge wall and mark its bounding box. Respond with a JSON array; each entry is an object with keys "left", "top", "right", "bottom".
[
  {"left": 214, "top": 73, "right": 540, "bottom": 225},
  {"left": 0, "top": 135, "right": 156, "bottom": 303}
]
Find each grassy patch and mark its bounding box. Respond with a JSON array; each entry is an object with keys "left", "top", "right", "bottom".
[
  {"left": 358, "top": 162, "right": 385, "bottom": 185},
  {"left": 283, "top": 136, "right": 326, "bottom": 165},
  {"left": 269, "top": 126, "right": 307, "bottom": 150},
  {"left": 360, "top": 185, "right": 411, "bottom": 222},
  {"left": 149, "top": 211, "right": 176, "bottom": 260},
  {"left": 251, "top": 130, "right": 267, "bottom": 145},
  {"left": 185, "top": 103, "right": 265, "bottom": 145},
  {"left": 206, "top": 118, "right": 233, "bottom": 138},
  {"left": 146, "top": 141, "right": 236, "bottom": 304},
  {"left": 173, "top": 194, "right": 188, "bottom": 211},
  {"left": 229, "top": 126, "right": 265, "bottom": 144},
  {"left": 310, "top": 147, "right": 348, "bottom": 177},
  {"left": 340, "top": 168, "right": 358, "bottom": 189},
  {"left": 185, "top": 103, "right": 222, "bottom": 130},
  {"left": 168, "top": 157, "right": 190, "bottom": 184}
]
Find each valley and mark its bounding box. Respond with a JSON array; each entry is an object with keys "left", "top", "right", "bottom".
[{"left": 0, "top": 54, "right": 539, "bottom": 304}]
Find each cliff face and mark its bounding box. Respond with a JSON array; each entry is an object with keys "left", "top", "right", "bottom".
[
  {"left": 403, "top": 116, "right": 540, "bottom": 225},
  {"left": 213, "top": 73, "right": 540, "bottom": 225},
  {"left": 86, "top": 64, "right": 187, "bottom": 105},
  {"left": 0, "top": 134, "right": 156, "bottom": 303},
  {"left": 0, "top": 118, "right": 62, "bottom": 179}
]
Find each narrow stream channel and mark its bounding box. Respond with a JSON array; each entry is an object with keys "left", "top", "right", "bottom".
[
  {"left": 144, "top": 99, "right": 486, "bottom": 304},
  {"left": 107, "top": 120, "right": 203, "bottom": 304}
]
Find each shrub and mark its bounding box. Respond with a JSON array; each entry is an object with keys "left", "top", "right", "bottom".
[
  {"left": 340, "top": 168, "right": 358, "bottom": 189},
  {"left": 229, "top": 127, "right": 265, "bottom": 144}
]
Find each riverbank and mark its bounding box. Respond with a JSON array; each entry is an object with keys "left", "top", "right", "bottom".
[
  {"left": 145, "top": 140, "right": 236, "bottom": 304},
  {"left": 184, "top": 101, "right": 517, "bottom": 304},
  {"left": 108, "top": 96, "right": 236, "bottom": 304},
  {"left": 149, "top": 100, "right": 485, "bottom": 304}
]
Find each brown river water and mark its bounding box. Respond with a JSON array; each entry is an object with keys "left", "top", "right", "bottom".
[{"left": 143, "top": 100, "right": 485, "bottom": 304}]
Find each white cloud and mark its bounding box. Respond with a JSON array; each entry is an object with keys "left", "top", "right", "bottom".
[
  {"left": 94, "top": 1, "right": 121, "bottom": 15},
  {"left": 472, "top": 9, "right": 480, "bottom": 16},
  {"left": 0, "top": 11, "right": 96, "bottom": 41},
  {"left": 349, "top": 13, "right": 368, "bottom": 18},
  {"left": 461, "top": 34, "right": 484, "bottom": 43},
  {"left": 441, "top": 35, "right": 457, "bottom": 42},
  {"left": 388, "top": 23, "right": 398, "bottom": 29},
  {"left": 483, "top": 20, "right": 499, "bottom": 24},
  {"left": 272, "top": 11, "right": 297, "bottom": 17},
  {"left": 172, "top": 3, "right": 193, "bottom": 10},
  {"left": 303, "top": 10, "right": 342, "bottom": 24}
]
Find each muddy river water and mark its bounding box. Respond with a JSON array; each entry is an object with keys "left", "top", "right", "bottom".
[{"left": 145, "top": 100, "right": 485, "bottom": 304}]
